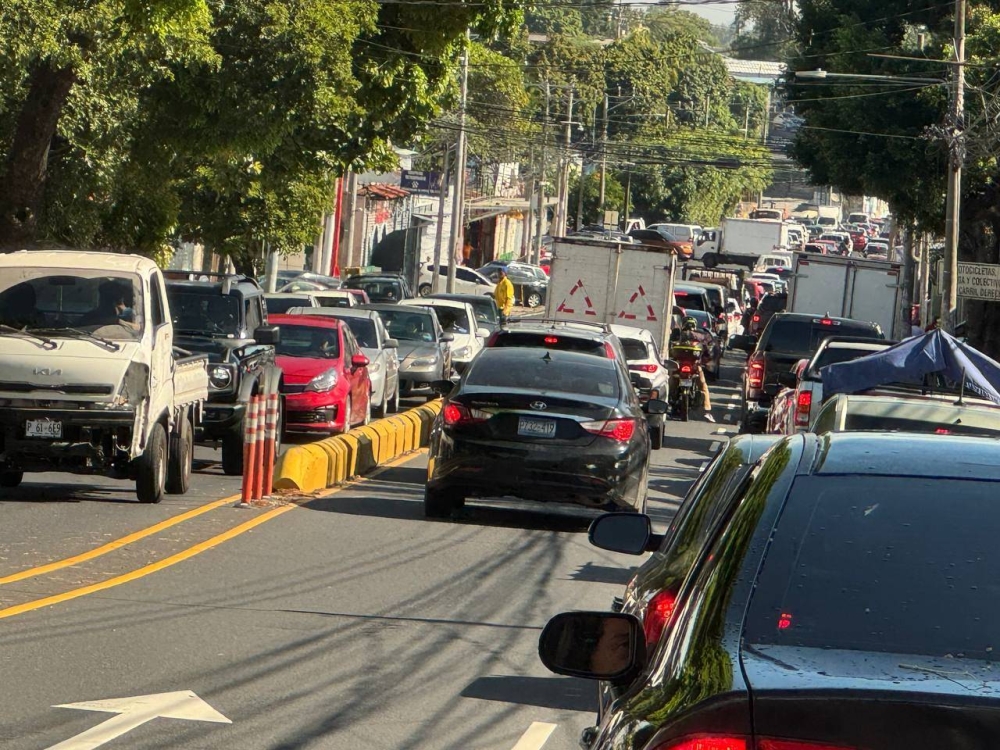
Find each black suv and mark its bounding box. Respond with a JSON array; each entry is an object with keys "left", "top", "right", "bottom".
[
  {"left": 164, "top": 273, "right": 282, "bottom": 474},
  {"left": 734, "top": 312, "right": 883, "bottom": 433},
  {"left": 342, "top": 273, "right": 414, "bottom": 303}
]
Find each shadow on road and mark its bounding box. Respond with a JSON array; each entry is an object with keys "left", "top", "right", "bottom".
[
  {"left": 461, "top": 675, "right": 596, "bottom": 712},
  {"left": 568, "top": 561, "right": 634, "bottom": 585}
]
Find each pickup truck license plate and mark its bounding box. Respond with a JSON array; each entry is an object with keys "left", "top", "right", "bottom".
[
  {"left": 679, "top": 378, "right": 694, "bottom": 388},
  {"left": 517, "top": 417, "right": 556, "bottom": 438},
  {"left": 26, "top": 420, "right": 62, "bottom": 439}
]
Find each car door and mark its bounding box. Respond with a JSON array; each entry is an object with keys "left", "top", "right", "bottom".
[
  {"left": 455, "top": 267, "right": 481, "bottom": 295},
  {"left": 342, "top": 327, "right": 366, "bottom": 419},
  {"left": 148, "top": 272, "right": 173, "bottom": 425},
  {"left": 377, "top": 315, "right": 399, "bottom": 398}
]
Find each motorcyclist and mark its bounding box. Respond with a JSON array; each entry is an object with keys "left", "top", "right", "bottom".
[{"left": 670, "top": 317, "right": 713, "bottom": 416}]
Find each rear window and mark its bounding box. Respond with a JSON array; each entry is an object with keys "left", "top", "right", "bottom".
[
  {"left": 759, "top": 294, "right": 787, "bottom": 313},
  {"left": 490, "top": 331, "right": 605, "bottom": 355},
  {"left": 765, "top": 319, "right": 880, "bottom": 354},
  {"left": 621, "top": 338, "right": 650, "bottom": 361},
  {"left": 274, "top": 324, "right": 340, "bottom": 358},
  {"left": 341, "top": 318, "right": 377, "bottom": 348},
  {"left": 467, "top": 354, "right": 619, "bottom": 399},
  {"left": 746, "top": 475, "right": 999, "bottom": 661},
  {"left": 674, "top": 291, "right": 706, "bottom": 311},
  {"left": 266, "top": 297, "right": 309, "bottom": 315},
  {"left": 809, "top": 346, "right": 883, "bottom": 375}
]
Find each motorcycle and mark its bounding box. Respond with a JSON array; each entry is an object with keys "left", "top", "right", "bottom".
[{"left": 667, "top": 342, "right": 704, "bottom": 422}]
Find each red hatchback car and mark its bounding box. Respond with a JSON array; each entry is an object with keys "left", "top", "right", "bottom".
[{"left": 269, "top": 314, "right": 372, "bottom": 434}]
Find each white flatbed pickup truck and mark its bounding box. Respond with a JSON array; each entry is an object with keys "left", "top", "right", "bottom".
[{"left": 0, "top": 251, "right": 209, "bottom": 503}]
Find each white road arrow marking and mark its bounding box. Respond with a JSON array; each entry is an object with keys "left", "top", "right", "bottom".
[
  {"left": 47, "top": 690, "right": 231, "bottom": 750},
  {"left": 510, "top": 722, "right": 557, "bottom": 750}
]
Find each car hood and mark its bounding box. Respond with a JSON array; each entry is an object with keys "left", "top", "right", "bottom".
[
  {"left": 396, "top": 341, "right": 440, "bottom": 360},
  {"left": 175, "top": 334, "right": 248, "bottom": 363},
  {"left": 0, "top": 337, "right": 143, "bottom": 403},
  {"left": 276, "top": 355, "right": 341, "bottom": 384}
]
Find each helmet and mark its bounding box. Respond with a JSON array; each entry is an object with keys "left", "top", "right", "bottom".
[{"left": 682, "top": 316, "right": 698, "bottom": 331}]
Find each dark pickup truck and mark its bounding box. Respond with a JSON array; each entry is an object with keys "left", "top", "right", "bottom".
[
  {"left": 734, "top": 312, "right": 884, "bottom": 434},
  {"left": 164, "top": 273, "right": 282, "bottom": 474}
]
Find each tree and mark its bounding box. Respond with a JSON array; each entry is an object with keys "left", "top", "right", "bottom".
[{"left": 732, "top": 0, "right": 796, "bottom": 60}]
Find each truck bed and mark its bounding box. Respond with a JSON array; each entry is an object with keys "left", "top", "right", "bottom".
[{"left": 174, "top": 351, "right": 209, "bottom": 407}]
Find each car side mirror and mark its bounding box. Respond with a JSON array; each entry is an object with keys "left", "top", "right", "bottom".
[
  {"left": 351, "top": 353, "right": 370, "bottom": 369},
  {"left": 384, "top": 338, "right": 399, "bottom": 349},
  {"left": 643, "top": 398, "right": 669, "bottom": 415},
  {"left": 441, "top": 333, "right": 455, "bottom": 343},
  {"left": 430, "top": 380, "right": 454, "bottom": 396},
  {"left": 476, "top": 329, "right": 489, "bottom": 338},
  {"left": 253, "top": 325, "right": 280, "bottom": 345},
  {"left": 588, "top": 513, "right": 655, "bottom": 555},
  {"left": 762, "top": 383, "right": 782, "bottom": 398},
  {"left": 538, "top": 612, "right": 646, "bottom": 682}
]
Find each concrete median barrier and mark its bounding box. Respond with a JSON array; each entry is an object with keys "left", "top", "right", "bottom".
[{"left": 273, "top": 401, "right": 442, "bottom": 493}]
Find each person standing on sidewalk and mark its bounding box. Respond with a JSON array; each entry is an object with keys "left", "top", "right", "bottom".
[{"left": 494, "top": 268, "right": 514, "bottom": 324}]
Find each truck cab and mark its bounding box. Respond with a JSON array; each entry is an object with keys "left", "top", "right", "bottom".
[
  {"left": 164, "top": 273, "right": 282, "bottom": 475},
  {"left": 0, "top": 251, "right": 208, "bottom": 502}
]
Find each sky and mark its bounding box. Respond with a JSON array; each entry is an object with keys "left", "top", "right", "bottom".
[{"left": 671, "top": 1, "right": 736, "bottom": 26}]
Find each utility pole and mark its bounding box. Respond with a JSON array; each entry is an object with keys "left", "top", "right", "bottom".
[
  {"left": 900, "top": 221, "right": 916, "bottom": 339},
  {"left": 599, "top": 92, "right": 609, "bottom": 218},
  {"left": 341, "top": 170, "right": 358, "bottom": 272},
  {"left": 533, "top": 79, "right": 550, "bottom": 265},
  {"left": 431, "top": 147, "right": 451, "bottom": 294},
  {"left": 756, "top": 85, "right": 773, "bottom": 208},
  {"left": 555, "top": 87, "right": 574, "bottom": 238},
  {"left": 447, "top": 30, "right": 470, "bottom": 294},
  {"left": 942, "top": 0, "right": 966, "bottom": 333}
]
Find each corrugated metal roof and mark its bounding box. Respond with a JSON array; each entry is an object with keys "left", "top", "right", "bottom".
[
  {"left": 722, "top": 57, "right": 786, "bottom": 83},
  {"left": 361, "top": 183, "right": 410, "bottom": 200}
]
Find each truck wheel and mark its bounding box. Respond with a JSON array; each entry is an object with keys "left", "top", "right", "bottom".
[
  {"left": 703, "top": 254, "right": 718, "bottom": 269},
  {"left": 221, "top": 425, "right": 244, "bottom": 476},
  {"left": 424, "top": 486, "right": 463, "bottom": 518},
  {"left": 0, "top": 471, "right": 23, "bottom": 488},
  {"left": 526, "top": 292, "right": 542, "bottom": 308},
  {"left": 166, "top": 411, "right": 193, "bottom": 495},
  {"left": 136, "top": 423, "right": 167, "bottom": 504},
  {"left": 650, "top": 422, "right": 664, "bottom": 450}
]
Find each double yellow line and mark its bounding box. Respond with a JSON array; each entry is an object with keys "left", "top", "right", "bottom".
[{"left": 0, "top": 449, "right": 425, "bottom": 621}]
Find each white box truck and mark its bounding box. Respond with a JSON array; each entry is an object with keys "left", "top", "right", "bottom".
[
  {"left": 545, "top": 238, "right": 678, "bottom": 353},
  {"left": 786, "top": 252, "right": 902, "bottom": 339},
  {"left": 695, "top": 218, "right": 793, "bottom": 269}
]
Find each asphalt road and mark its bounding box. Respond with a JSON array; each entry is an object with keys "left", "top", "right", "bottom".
[{"left": 0, "top": 355, "right": 744, "bottom": 750}]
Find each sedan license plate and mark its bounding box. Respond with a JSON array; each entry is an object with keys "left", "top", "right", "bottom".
[
  {"left": 679, "top": 378, "right": 694, "bottom": 388},
  {"left": 26, "top": 419, "right": 62, "bottom": 439},
  {"left": 517, "top": 416, "right": 556, "bottom": 438}
]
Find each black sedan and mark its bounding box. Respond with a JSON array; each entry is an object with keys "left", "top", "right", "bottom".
[
  {"left": 540, "top": 431, "right": 1000, "bottom": 750},
  {"left": 425, "top": 347, "right": 666, "bottom": 518}
]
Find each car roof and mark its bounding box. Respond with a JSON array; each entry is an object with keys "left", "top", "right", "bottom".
[
  {"left": 609, "top": 324, "right": 654, "bottom": 340},
  {"left": 428, "top": 293, "right": 495, "bottom": 305},
  {"left": 363, "top": 303, "right": 432, "bottom": 316},
  {"left": 0, "top": 250, "right": 155, "bottom": 274},
  {"left": 165, "top": 276, "right": 261, "bottom": 295},
  {"left": 810, "top": 431, "right": 1000, "bottom": 481},
  {"left": 472, "top": 346, "right": 617, "bottom": 370},
  {"left": 399, "top": 298, "right": 469, "bottom": 312},
  {"left": 267, "top": 313, "right": 343, "bottom": 329},
  {"left": 265, "top": 292, "right": 314, "bottom": 298},
  {"left": 772, "top": 311, "right": 873, "bottom": 325},
  {"left": 816, "top": 337, "right": 892, "bottom": 350},
  {"left": 291, "top": 307, "right": 380, "bottom": 321},
  {"left": 503, "top": 319, "right": 611, "bottom": 338}
]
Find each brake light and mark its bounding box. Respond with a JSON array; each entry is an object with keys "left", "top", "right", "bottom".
[
  {"left": 794, "top": 391, "right": 812, "bottom": 427},
  {"left": 748, "top": 356, "right": 765, "bottom": 389},
  {"left": 642, "top": 589, "right": 677, "bottom": 646},
  {"left": 652, "top": 738, "right": 746, "bottom": 750},
  {"left": 604, "top": 342, "right": 616, "bottom": 359},
  {"left": 442, "top": 403, "right": 487, "bottom": 426},
  {"left": 680, "top": 364, "right": 693, "bottom": 374},
  {"left": 758, "top": 741, "right": 856, "bottom": 750},
  {"left": 752, "top": 314, "right": 760, "bottom": 323},
  {"left": 582, "top": 418, "right": 636, "bottom": 442},
  {"left": 630, "top": 364, "right": 658, "bottom": 373},
  {"left": 544, "top": 336, "right": 559, "bottom": 344}
]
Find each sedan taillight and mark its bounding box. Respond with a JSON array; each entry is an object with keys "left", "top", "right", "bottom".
[
  {"left": 582, "top": 418, "right": 636, "bottom": 442},
  {"left": 651, "top": 738, "right": 856, "bottom": 750},
  {"left": 747, "top": 356, "right": 765, "bottom": 389},
  {"left": 794, "top": 391, "right": 812, "bottom": 427}
]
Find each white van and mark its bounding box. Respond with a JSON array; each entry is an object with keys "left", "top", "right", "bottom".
[
  {"left": 754, "top": 252, "right": 794, "bottom": 273},
  {"left": 648, "top": 223, "right": 702, "bottom": 244}
]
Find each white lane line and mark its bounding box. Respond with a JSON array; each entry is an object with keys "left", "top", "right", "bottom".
[
  {"left": 714, "top": 427, "right": 728, "bottom": 435},
  {"left": 511, "top": 722, "right": 558, "bottom": 750},
  {"left": 709, "top": 441, "right": 721, "bottom": 452},
  {"left": 723, "top": 414, "right": 733, "bottom": 422},
  {"left": 726, "top": 403, "right": 737, "bottom": 410},
  {"left": 729, "top": 392, "right": 740, "bottom": 402}
]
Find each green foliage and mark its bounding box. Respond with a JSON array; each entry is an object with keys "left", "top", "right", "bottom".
[
  {"left": 569, "top": 170, "right": 624, "bottom": 225},
  {"left": 732, "top": 0, "right": 796, "bottom": 60}
]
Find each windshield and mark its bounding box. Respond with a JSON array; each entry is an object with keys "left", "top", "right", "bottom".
[
  {"left": 468, "top": 354, "right": 619, "bottom": 399},
  {"left": 274, "top": 324, "right": 340, "bottom": 359},
  {"left": 746, "top": 475, "right": 1000, "bottom": 662},
  {"left": 809, "top": 345, "right": 885, "bottom": 376},
  {"left": 376, "top": 309, "right": 436, "bottom": 342},
  {"left": 766, "top": 320, "right": 881, "bottom": 354},
  {"left": 0, "top": 268, "right": 144, "bottom": 341},
  {"left": 266, "top": 297, "right": 311, "bottom": 315},
  {"left": 621, "top": 338, "right": 650, "bottom": 361},
  {"left": 168, "top": 291, "right": 241, "bottom": 337},
  {"left": 341, "top": 318, "right": 377, "bottom": 348},
  {"left": 344, "top": 279, "right": 402, "bottom": 303},
  {"left": 430, "top": 306, "right": 470, "bottom": 334}
]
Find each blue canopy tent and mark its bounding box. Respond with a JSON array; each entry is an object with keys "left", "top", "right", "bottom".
[{"left": 822, "top": 329, "right": 1000, "bottom": 406}]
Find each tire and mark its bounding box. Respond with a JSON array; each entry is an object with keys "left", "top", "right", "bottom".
[
  {"left": 424, "top": 486, "right": 463, "bottom": 518},
  {"left": 0, "top": 471, "right": 23, "bottom": 488},
  {"left": 526, "top": 292, "right": 542, "bottom": 308},
  {"left": 418, "top": 283, "right": 432, "bottom": 297},
  {"left": 703, "top": 254, "right": 718, "bottom": 269},
  {"left": 680, "top": 394, "right": 689, "bottom": 422},
  {"left": 165, "top": 411, "right": 193, "bottom": 495},
  {"left": 221, "top": 425, "right": 244, "bottom": 476},
  {"left": 650, "top": 421, "right": 664, "bottom": 450},
  {"left": 136, "top": 422, "right": 167, "bottom": 504}
]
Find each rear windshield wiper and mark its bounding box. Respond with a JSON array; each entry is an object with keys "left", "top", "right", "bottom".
[
  {"left": 0, "top": 323, "right": 56, "bottom": 349},
  {"left": 32, "top": 326, "right": 120, "bottom": 352}
]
